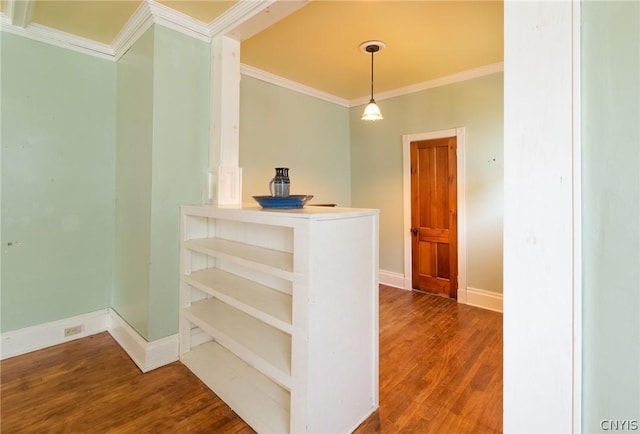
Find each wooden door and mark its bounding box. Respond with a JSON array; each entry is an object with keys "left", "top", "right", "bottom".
[{"left": 410, "top": 137, "right": 458, "bottom": 298}]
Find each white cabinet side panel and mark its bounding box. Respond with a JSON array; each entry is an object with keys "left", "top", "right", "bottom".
[{"left": 305, "top": 214, "right": 379, "bottom": 433}]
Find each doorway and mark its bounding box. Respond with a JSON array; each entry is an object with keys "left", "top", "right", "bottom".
[
  {"left": 402, "top": 128, "right": 467, "bottom": 302},
  {"left": 410, "top": 136, "right": 458, "bottom": 298}
]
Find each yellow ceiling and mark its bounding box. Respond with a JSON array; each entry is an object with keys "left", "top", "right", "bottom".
[
  {"left": 241, "top": 0, "right": 503, "bottom": 99},
  {"left": 4, "top": 0, "right": 503, "bottom": 101},
  {"left": 31, "top": 1, "right": 143, "bottom": 44}
]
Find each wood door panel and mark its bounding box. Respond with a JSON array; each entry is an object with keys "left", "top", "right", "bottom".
[
  {"left": 419, "top": 228, "right": 450, "bottom": 243},
  {"left": 418, "top": 242, "right": 451, "bottom": 280},
  {"left": 418, "top": 241, "right": 434, "bottom": 277},
  {"left": 418, "top": 274, "right": 449, "bottom": 295},
  {"left": 411, "top": 137, "right": 458, "bottom": 298}
]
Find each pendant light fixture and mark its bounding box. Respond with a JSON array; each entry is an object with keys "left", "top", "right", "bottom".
[{"left": 360, "top": 40, "right": 385, "bottom": 121}]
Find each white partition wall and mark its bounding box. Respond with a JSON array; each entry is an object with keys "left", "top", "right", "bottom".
[{"left": 503, "top": 1, "right": 581, "bottom": 432}]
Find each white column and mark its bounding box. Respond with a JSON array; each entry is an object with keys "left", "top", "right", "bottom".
[
  {"left": 5, "top": 0, "right": 35, "bottom": 27},
  {"left": 503, "top": 1, "right": 581, "bottom": 432},
  {"left": 209, "top": 35, "right": 242, "bottom": 205}
]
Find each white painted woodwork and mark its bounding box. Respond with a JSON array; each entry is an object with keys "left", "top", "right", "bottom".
[
  {"left": 503, "top": 1, "right": 580, "bottom": 432},
  {"left": 184, "top": 268, "right": 292, "bottom": 332},
  {"left": 5, "top": 0, "right": 34, "bottom": 28},
  {"left": 182, "top": 340, "right": 291, "bottom": 433},
  {"left": 180, "top": 204, "right": 380, "bottom": 434},
  {"left": 209, "top": 36, "right": 242, "bottom": 205},
  {"left": 0, "top": 309, "right": 179, "bottom": 372},
  {"left": 215, "top": 0, "right": 309, "bottom": 42}
]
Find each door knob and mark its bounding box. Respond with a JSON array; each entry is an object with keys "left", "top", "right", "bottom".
[{"left": 411, "top": 228, "right": 418, "bottom": 235}]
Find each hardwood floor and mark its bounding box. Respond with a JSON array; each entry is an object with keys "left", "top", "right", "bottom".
[
  {"left": 0, "top": 285, "right": 502, "bottom": 433},
  {"left": 355, "top": 286, "right": 502, "bottom": 434}
]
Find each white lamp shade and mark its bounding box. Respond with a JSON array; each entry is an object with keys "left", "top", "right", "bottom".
[{"left": 361, "top": 100, "right": 384, "bottom": 121}]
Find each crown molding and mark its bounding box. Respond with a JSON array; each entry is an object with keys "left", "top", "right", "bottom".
[
  {"left": 209, "top": 0, "right": 275, "bottom": 38},
  {"left": 1, "top": 3, "right": 503, "bottom": 108},
  {"left": 147, "top": 0, "right": 209, "bottom": 42},
  {"left": 220, "top": 0, "right": 310, "bottom": 42},
  {"left": 240, "top": 63, "right": 350, "bottom": 107},
  {"left": 241, "top": 62, "right": 504, "bottom": 109},
  {"left": 0, "top": 14, "right": 115, "bottom": 60},
  {"left": 350, "top": 62, "right": 505, "bottom": 107},
  {"left": 111, "top": 1, "right": 154, "bottom": 60},
  {"left": 111, "top": 0, "right": 210, "bottom": 60}
]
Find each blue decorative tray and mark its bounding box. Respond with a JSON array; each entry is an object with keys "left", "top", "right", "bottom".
[{"left": 253, "top": 195, "right": 314, "bottom": 209}]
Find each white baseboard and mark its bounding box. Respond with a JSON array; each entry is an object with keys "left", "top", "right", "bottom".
[
  {"left": 1, "top": 309, "right": 110, "bottom": 360},
  {"left": 107, "top": 310, "right": 179, "bottom": 372},
  {"left": 377, "top": 270, "right": 503, "bottom": 313},
  {"left": 465, "top": 287, "right": 503, "bottom": 312},
  {"left": 1, "top": 309, "right": 179, "bottom": 372},
  {"left": 379, "top": 269, "right": 410, "bottom": 290}
]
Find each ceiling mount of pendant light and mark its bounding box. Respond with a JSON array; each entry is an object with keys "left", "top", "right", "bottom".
[{"left": 359, "top": 40, "right": 386, "bottom": 121}]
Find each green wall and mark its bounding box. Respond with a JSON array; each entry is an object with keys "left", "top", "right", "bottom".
[
  {"left": 148, "top": 26, "right": 209, "bottom": 340},
  {"left": 114, "top": 27, "right": 155, "bottom": 339},
  {"left": 1, "top": 33, "right": 116, "bottom": 332},
  {"left": 239, "top": 76, "right": 351, "bottom": 206},
  {"left": 114, "top": 26, "right": 209, "bottom": 341},
  {"left": 582, "top": 0, "right": 640, "bottom": 430},
  {"left": 1, "top": 26, "right": 502, "bottom": 341},
  {"left": 350, "top": 73, "right": 504, "bottom": 294}
]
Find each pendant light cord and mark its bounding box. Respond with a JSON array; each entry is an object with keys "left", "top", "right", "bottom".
[
  {"left": 365, "top": 44, "right": 380, "bottom": 102},
  {"left": 370, "top": 50, "right": 374, "bottom": 101}
]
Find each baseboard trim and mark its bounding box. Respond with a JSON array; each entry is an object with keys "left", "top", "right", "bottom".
[
  {"left": 1, "top": 309, "right": 179, "bottom": 371},
  {"left": 379, "top": 269, "right": 410, "bottom": 290},
  {"left": 1, "top": 309, "right": 110, "bottom": 360},
  {"left": 377, "top": 271, "right": 503, "bottom": 313},
  {"left": 107, "top": 310, "right": 179, "bottom": 372},
  {"left": 465, "top": 287, "right": 503, "bottom": 312}
]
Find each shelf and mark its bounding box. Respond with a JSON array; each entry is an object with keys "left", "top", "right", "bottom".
[
  {"left": 184, "top": 298, "right": 292, "bottom": 389},
  {"left": 181, "top": 341, "right": 290, "bottom": 434},
  {"left": 184, "top": 238, "right": 294, "bottom": 276},
  {"left": 183, "top": 268, "right": 292, "bottom": 333},
  {"left": 180, "top": 205, "right": 380, "bottom": 434}
]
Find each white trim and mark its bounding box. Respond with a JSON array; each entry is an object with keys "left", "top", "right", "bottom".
[
  {"left": 241, "top": 63, "right": 350, "bottom": 107},
  {"left": 0, "top": 310, "right": 179, "bottom": 373},
  {"left": 223, "top": 0, "right": 309, "bottom": 42},
  {"left": 466, "top": 287, "right": 503, "bottom": 313},
  {"left": 378, "top": 269, "right": 409, "bottom": 291},
  {"left": 401, "top": 128, "right": 467, "bottom": 302},
  {"left": 5, "top": 0, "right": 35, "bottom": 28},
  {"left": 112, "top": 0, "right": 209, "bottom": 60},
  {"left": 503, "top": 2, "right": 577, "bottom": 431},
  {"left": 0, "top": 309, "right": 110, "bottom": 360},
  {"left": 0, "top": 14, "right": 115, "bottom": 60},
  {"left": 111, "top": 1, "right": 154, "bottom": 60},
  {"left": 1, "top": 6, "right": 503, "bottom": 109},
  {"left": 147, "top": 0, "right": 210, "bottom": 43},
  {"left": 571, "top": 0, "right": 582, "bottom": 431},
  {"left": 351, "top": 62, "right": 504, "bottom": 107},
  {"left": 208, "top": 0, "right": 276, "bottom": 38},
  {"left": 107, "top": 310, "right": 179, "bottom": 373}
]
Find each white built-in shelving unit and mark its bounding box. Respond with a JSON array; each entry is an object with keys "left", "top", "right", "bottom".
[{"left": 179, "top": 204, "right": 379, "bottom": 433}]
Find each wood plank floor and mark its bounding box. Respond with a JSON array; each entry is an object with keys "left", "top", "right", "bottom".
[{"left": 0, "top": 285, "right": 502, "bottom": 433}]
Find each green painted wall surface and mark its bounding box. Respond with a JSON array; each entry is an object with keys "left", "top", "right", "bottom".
[
  {"left": 1, "top": 33, "right": 115, "bottom": 332},
  {"left": 114, "top": 28, "right": 154, "bottom": 338},
  {"left": 114, "top": 26, "right": 209, "bottom": 341},
  {"left": 239, "top": 76, "right": 351, "bottom": 206},
  {"left": 582, "top": 1, "right": 640, "bottom": 430},
  {"left": 148, "top": 26, "right": 209, "bottom": 341},
  {"left": 350, "top": 73, "right": 504, "bottom": 294}
]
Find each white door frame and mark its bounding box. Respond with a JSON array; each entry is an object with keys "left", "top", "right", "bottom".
[{"left": 401, "top": 128, "right": 467, "bottom": 302}]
